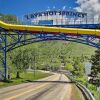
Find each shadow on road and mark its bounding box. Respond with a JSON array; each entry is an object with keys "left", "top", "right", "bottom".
[{"left": 25, "top": 80, "right": 75, "bottom": 84}]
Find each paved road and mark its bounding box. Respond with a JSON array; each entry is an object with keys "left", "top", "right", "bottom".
[{"left": 0, "top": 73, "right": 84, "bottom": 100}]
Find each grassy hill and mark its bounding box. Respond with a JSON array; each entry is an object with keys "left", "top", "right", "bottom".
[{"left": 26, "top": 41, "right": 96, "bottom": 58}]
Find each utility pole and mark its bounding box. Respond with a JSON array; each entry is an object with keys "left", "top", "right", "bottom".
[{"left": 34, "top": 55, "right": 36, "bottom": 78}]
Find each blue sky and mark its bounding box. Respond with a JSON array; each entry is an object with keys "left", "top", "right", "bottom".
[{"left": 0, "top": 0, "right": 78, "bottom": 17}]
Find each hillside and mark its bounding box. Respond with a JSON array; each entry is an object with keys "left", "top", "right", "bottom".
[{"left": 27, "top": 41, "right": 96, "bottom": 58}]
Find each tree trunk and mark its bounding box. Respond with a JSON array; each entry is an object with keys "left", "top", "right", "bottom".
[{"left": 16, "top": 71, "right": 20, "bottom": 78}]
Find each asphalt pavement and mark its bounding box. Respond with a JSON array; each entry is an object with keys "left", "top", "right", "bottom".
[{"left": 0, "top": 73, "right": 84, "bottom": 100}]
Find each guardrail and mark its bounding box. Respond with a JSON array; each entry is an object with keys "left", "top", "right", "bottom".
[
  {"left": 66, "top": 75, "right": 95, "bottom": 100},
  {"left": 75, "top": 81, "right": 95, "bottom": 100}
]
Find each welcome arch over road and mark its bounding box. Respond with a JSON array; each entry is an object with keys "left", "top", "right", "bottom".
[{"left": 0, "top": 10, "right": 100, "bottom": 80}]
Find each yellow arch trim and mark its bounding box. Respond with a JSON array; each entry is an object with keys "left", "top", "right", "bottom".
[{"left": 0, "top": 21, "right": 100, "bottom": 37}]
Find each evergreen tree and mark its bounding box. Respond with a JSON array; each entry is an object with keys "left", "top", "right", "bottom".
[{"left": 91, "top": 49, "right": 100, "bottom": 76}]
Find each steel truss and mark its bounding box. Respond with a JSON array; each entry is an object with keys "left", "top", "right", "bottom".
[{"left": 0, "top": 28, "right": 100, "bottom": 80}]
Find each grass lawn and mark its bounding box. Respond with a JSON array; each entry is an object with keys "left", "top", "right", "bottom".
[{"left": 0, "top": 70, "right": 52, "bottom": 88}]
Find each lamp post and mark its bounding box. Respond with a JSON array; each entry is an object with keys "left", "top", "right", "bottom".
[{"left": 33, "top": 55, "right": 36, "bottom": 78}]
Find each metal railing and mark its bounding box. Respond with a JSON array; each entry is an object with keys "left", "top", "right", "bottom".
[
  {"left": 66, "top": 75, "right": 95, "bottom": 100},
  {"left": 75, "top": 81, "right": 95, "bottom": 100},
  {"left": 1, "top": 18, "right": 100, "bottom": 26}
]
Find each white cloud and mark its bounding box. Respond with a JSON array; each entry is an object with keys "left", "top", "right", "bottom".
[
  {"left": 53, "top": 6, "right": 55, "bottom": 9},
  {"left": 69, "top": 7, "right": 72, "bottom": 9},
  {"left": 75, "top": 0, "right": 100, "bottom": 18},
  {"left": 74, "top": 0, "right": 100, "bottom": 23},
  {"left": 62, "top": 6, "right": 66, "bottom": 10},
  {"left": 46, "top": 6, "right": 50, "bottom": 11}
]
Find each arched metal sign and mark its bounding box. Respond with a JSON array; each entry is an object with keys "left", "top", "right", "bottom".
[{"left": 24, "top": 10, "right": 87, "bottom": 20}]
